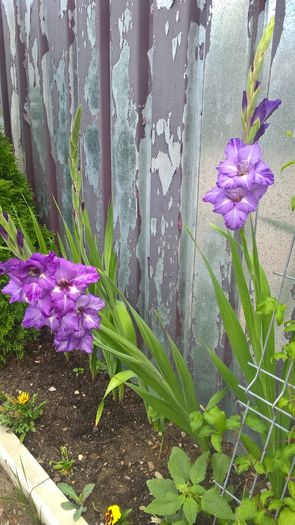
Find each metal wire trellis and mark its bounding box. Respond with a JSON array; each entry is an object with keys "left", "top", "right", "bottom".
[{"left": 212, "top": 233, "right": 295, "bottom": 523}]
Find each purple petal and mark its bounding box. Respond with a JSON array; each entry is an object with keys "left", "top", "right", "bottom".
[
  {"left": 76, "top": 294, "right": 105, "bottom": 312},
  {"left": 224, "top": 138, "right": 242, "bottom": 163},
  {"left": 251, "top": 98, "right": 281, "bottom": 125},
  {"left": 213, "top": 193, "right": 234, "bottom": 215},
  {"left": 2, "top": 278, "right": 26, "bottom": 303},
  {"left": 217, "top": 159, "right": 239, "bottom": 177},
  {"left": 253, "top": 123, "right": 269, "bottom": 142},
  {"left": 252, "top": 184, "right": 268, "bottom": 202},
  {"left": 61, "top": 311, "right": 80, "bottom": 332},
  {"left": 224, "top": 207, "right": 249, "bottom": 230},
  {"left": 253, "top": 161, "right": 274, "bottom": 186},
  {"left": 22, "top": 306, "right": 48, "bottom": 329},
  {"left": 238, "top": 142, "right": 261, "bottom": 167},
  {"left": 203, "top": 185, "right": 222, "bottom": 205}
]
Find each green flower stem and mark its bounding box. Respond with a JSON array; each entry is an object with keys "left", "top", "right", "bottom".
[{"left": 242, "top": 16, "right": 275, "bottom": 144}]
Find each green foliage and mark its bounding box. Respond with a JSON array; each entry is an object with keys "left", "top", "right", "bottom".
[
  {"left": 49, "top": 445, "right": 76, "bottom": 475},
  {"left": 0, "top": 130, "right": 54, "bottom": 365},
  {"left": 58, "top": 482, "right": 95, "bottom": 521},
  {"left": 189, "top": 404, "right": 240, "bottom": 453},
  {"left": 72, "top": 367, "right": 85, "bottom": 377},
  {"left": 144, "top": 447, "right": 235, "bottom": 524},
  {"left": 0, "top": 391, "right": 47, "bottom": 442}
]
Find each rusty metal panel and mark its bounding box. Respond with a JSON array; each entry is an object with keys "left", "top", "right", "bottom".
[{"left": 0, "top": 0, "right": 294, "bottom": 399}]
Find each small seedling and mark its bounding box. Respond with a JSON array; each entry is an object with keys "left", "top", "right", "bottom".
[
  {"left": 72, "top": 367, "right": 85, "bottom": 377},
  {"left": 50, "top": 445, "right": 76, "bottom": 475},
  {"left": 58, "top": 482, "right": 95, "bottom": 521}
]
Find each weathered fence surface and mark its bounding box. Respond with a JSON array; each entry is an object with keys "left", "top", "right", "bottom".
[{"left": 0, "top": 0, "right": 294, "bottom": 400}]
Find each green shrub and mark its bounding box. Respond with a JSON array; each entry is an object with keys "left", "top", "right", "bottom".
[{"left": 0, "top": 131, "right": 54, "bottom": 365}]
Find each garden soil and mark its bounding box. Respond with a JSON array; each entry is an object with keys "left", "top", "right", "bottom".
[{"left": 0, "top": 331, "right": 245, "bottom": 525}]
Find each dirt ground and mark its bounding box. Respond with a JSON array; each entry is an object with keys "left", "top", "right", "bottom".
[
  {"left": 0, "top": 466, "right": 36, "bottom": 525},
  {"left": 0, "top": 331, "right": 201, "bottom": 525}
]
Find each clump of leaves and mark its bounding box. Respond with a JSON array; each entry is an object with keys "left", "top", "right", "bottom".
[
  {"left": 50, "top": 445, "right": 76, "bottom": 475},
  {"left": 0, "top": 391, "right": 47, "bottom": 442},
  {"left": 144, "top": 446, "right": 234, "bottom": 524},
  {"left": 58, "top": 482, "right": 95, "bottom": 521}
]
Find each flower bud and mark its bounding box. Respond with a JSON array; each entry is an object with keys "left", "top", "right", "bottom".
[
  {"left": 0, "top": 225, "right": 8, "bottom": 240},
  {"left": 17, "top": 229, "right": 24, "bottom": 249}
]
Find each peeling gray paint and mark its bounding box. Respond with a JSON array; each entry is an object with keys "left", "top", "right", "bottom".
[
  {"left": 156, "top": 0, "right": 175, "bottom": 10},
  {"left": 118, "top": 8, "right": 132, "bottom": 50},
  {"left": 84, "top": 53, "right": 99, "bottom": 115},
  {"left": 152, "top": 116, "right": 181, "bottom": 196},
  {"left": 84, "top": 125, "right": 100, "bottom": 189},
  {"left": 112, "top": 43, "right": 138, "bottom": 290},
  {"left": 172, "top": 31, "right": 182, "bottom": 60},
  {"left": 86, "top": 1, "right": 96, "bottom": 49}
]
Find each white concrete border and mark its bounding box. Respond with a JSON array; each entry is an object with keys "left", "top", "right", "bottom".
[{"left": 0, "top": 426, "right": 89, "bottom": 525}]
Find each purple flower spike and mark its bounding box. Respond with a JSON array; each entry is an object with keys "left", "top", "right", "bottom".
[
  {"left": 251, "top": 98, "right": 281, "bottom": 142},
  {"left": 3, "top": 212, "right": 9, "bottom": 222},
  {"left": 217, "top": 138, "right": 274, "bottom": 192},
  {"left": 203, "top": 184, "right": 267, "bottom": 230}
]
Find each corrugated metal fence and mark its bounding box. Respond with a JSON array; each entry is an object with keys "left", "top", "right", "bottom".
[{"left": 0, "top": 0, "right": 294, "bottom": 400}]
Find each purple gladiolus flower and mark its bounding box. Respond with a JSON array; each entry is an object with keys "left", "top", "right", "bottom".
[
  {"left": 203, "top": 184, "right": 267, "bottom": 230},
  {"left": 0, "top": 252, "right": 105, "bottom": 354},
  {"left": 251, "top": 98, "right": 281, "bottom": 142},
  {"left": 51, "top": 258, "right": 99, "bottom": 303},
  {"left": 19, "top": 252, "right": 57, "bottom": 284},
  {"left": 217, "top": 139, "right": 274, "bottom": 191},
  {"left": 60, "top": 294, "right": 105, "bottom": 335}
]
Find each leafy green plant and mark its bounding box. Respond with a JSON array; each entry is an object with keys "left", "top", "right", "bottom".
[
  {"left": 189, "top": 396, "right": 240, "bottom": 453},
  {"left": 185, "top": 17, "right": 295, "bottom": 499},
  {"left": 58, "top": 482, "right": 95, "bottom": 521},
  {"left": 50, "top": 445, "right": 76, "bottom": 475},
  {"left": 0, "top": 391, "right": 47, "bottom": 442},
  {"left": 56, "top": 107, "right": 137, "bottom": 399},
  {"left": 144, "top": 446, "right": 234, "bottom": 524}
]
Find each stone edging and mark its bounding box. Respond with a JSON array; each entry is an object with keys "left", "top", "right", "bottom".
[{"left": 0, "top": 426, "right": 88, "bottom": 525}]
